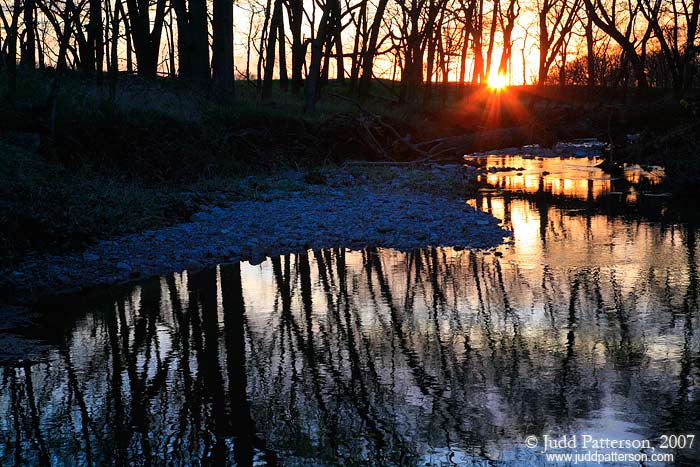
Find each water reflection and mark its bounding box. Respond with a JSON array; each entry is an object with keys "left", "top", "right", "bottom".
[
  {"left": 468, "top": 154, "right": 665, "bottom": 202},
  {"left": 1, "top": 158, "right": 699, "bottom": 466}
]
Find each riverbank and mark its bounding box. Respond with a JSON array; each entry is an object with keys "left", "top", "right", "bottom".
[
  {"left": 2, "top": 69, "right": 697, "bottom": 268},
  {"left": 616, "top": 118, "right": 700, "bottom": 195},
  {"left": 0, "top": 164, "right": 509, "bottom": 304}
]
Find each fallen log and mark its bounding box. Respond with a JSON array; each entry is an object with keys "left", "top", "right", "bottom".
[{"left": 424, "top": 126, "right": 546, "bottom": 159}]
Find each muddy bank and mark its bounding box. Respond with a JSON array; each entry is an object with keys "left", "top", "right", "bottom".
[{"left": 0, "top": 165, "right": 509, "bottom": 306}]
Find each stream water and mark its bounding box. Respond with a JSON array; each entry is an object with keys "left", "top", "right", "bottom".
[{"left": 1, "top": 154, "right": 698, "bottom": 466}]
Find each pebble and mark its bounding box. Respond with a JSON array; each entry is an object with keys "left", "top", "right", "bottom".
[
  {"left": 116, "top": 262, "right": 132, "bottom": 271},
  {"left": 83, "top": 253, "right": 100, "bottom": 262},
  {"left": 191, "top": 212, "right": 214, "bottom": 222},
  {"left": 3, "top": 166, "right": 510, "bottom": 300}
]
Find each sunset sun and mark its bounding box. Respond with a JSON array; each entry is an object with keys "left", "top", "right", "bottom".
[{"left": 488, "top": 72, "right": 508, "bottom": 91}]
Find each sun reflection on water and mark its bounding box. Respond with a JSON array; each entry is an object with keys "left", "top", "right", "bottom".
[{"left": 467, "top": 154, "right": 665, "bottom": 202}]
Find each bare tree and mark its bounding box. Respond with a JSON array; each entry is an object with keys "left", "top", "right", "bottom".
[
  {"left": 262, "top": 0, "right": 282, "bottom": 98},
  {"left": 538, "top": 0, "right": 582, "bottom": 84},
  {"left": 639, "top": 0, "right": 699, "bottom": 89},
  {"left": 124, "top": 0, "right": 167, "bottom": 76},
  {"left": 171, "top": 0, "right": 210, "bottom": 83},
  {"left": 20, "top": 0, "right": 37, "bottom": 67},
  {"left": 285, "top": 0, "right": 305, "bottom": 93},
  {"left": 583, "top": 0, "right": 650, "bottom": 86},
  {"left": 498, "top": 0, "right": 520, "bottom": 75},
  {"left": 358, "top": 0, "right": 391, "bottom": 96}
]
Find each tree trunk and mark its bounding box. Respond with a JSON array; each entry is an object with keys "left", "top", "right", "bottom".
[
  {"left": 124, "top": 0, "right": 166, "bottom": 76},
  {"left": 423, "top": 28, "right": 436, "bottom": 104},
  {"left": 21, "top": 0, "right": 36, "bottom": 68},
  {"left": 485, "top": 0, "right": 499, "bottom": 79},
  {"left": 358, "top": 0, "right": 389, "bottom": 97},
  {"left": 212, "top": 0, "right": 235, "bottom": 92},
  {"left": 191, "top": 0, "right": 210, "bottom": 84},
  {"left": 349, "top": 0, "right": 365, "bottom": 92},
  {"left": 304, "top": 0, "right": 331, "bottom": 111},
  {"left": 287, "top": 0, "right": 304, "bottom": 93},
  {"left": 89, "top": 0, "right": 104, "bottom": 73},
  {"left": 278, "top": 16, "right": 288, "bottom": 91},
  {"left": 538, "top": 7, "right": 549, "bottom": 84},
  {"left": 109, "top": 0, "right": 120, "bottom": 99},
  {"left": 471, "top": 0, "right": 484, "bottom": 83},
  {"left": 335, "top": 33, "right": 344, "bottom": 82},
  {"left": 118, "top": 0, "right": 133, "bottom": 73},
  {"left": 458, "top": 20, "right": 472, "bottom": 97},
  {"left": 585, "top": 14, "right": 594, "bottom": 87},
  {"left": 171, "top": 0, "right": 191, "bottom": 78},
  {"left": 262, "top": 0, "right": 282, "bottom": 99},
  {"left": 257, "top": 0, "right": 271, "bottom": 87},
  {"left": 331, "top": 0, "right": 344, "bottom": 82},
  {"left": 682, "top": 0, "right": 699, "bottom": 89},
  {"left": 105, "top": 0, "right": 111, "bottom": 71},
  {"left": 7, "top": 0, "right": 20, "bottom": 105}
]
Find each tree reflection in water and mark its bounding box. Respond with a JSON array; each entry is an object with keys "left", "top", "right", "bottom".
[{"left": 1, "top": 196, "right": 700, "bottom": 466}]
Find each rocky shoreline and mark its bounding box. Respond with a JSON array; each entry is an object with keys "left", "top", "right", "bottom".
[{"left": 1, "top": 165, "right": 510, "bottom": 305}]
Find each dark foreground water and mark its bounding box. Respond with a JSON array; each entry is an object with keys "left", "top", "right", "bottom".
[{"left": 1, "top": 155, "right": 699, "bottom": 466}]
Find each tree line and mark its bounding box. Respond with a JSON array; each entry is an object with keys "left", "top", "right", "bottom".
[{"left": 0, "top": 0, "right": 698, "bottom": 110}]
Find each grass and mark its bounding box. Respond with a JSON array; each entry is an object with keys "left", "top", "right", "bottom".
[{"left": 0, "top": 138, "right": 191, "bottom": 260}]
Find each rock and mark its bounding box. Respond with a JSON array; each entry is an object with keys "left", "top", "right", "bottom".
[
  {"left": 83, "top": 252, "right": 100, "bottom": 262},
  {"left": 249, "top": 253, "right": 267, "bottom": 266},
  {"left": 116, "top": 262, "right": 132, "bottom": 271},
  {"left": 210, "top": 207, "right": 226, "bottom": 217},
  {"left": 191, "top": 211, "right": 214, "bottom": 222}
]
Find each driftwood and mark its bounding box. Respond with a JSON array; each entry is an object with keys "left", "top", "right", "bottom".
[
  {"left": 328, "top": 93, "right": 546, "bottom": 164},
  {"left": 425, "top": 126, "right": 540, "bottom": 158},
  {"left": 328, "top": 93, "right": 439, "bottom": 161}
]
